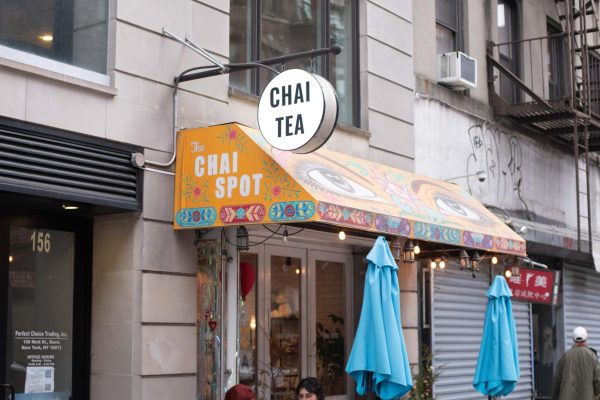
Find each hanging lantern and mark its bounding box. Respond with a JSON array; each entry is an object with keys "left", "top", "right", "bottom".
[
  {"left": 239, "top": 262, "right": 256, "bottom": 300},
  {"left": 237, "top": 226, "right": 249, "bottom": 251},
  {"left": 458, "top": 249, "right": 470, "bottom": 269},
  {"left": 403, "top": 240, "right": 416, "bottom": 263},
  {"left": 470, "top": 251, "right": 481, "bottom": 271}
]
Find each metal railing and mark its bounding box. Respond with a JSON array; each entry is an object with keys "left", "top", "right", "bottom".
[
  {"left": 489, "top": 32, "right": 600, "bottom": 117},
  {"left": 488, "top": 32, "right": 571, "bottom": 107}
]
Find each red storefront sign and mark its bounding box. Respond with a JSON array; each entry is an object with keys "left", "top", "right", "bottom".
[{"left": 506, "top": 268, "right": 556, "bottom": 304}]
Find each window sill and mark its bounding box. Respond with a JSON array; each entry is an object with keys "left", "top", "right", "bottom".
[{"left": 0, "top": 46, "right": 117, "bottom": 96}]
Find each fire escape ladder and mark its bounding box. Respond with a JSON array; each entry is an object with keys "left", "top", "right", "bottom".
[{"left": 557, "top": 0, "right": 595, "bottom": 252}]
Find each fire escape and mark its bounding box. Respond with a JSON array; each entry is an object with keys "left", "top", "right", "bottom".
[{"left": 487, "top": 0, "right": 600, "bottom": 252}]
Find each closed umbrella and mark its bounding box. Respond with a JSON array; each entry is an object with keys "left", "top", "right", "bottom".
[
  {"left": 473, "top": 275, "right": 520, "bottom": 398},
  {"left": 346, "top": 236, "right": 413, "bottom": 399}
]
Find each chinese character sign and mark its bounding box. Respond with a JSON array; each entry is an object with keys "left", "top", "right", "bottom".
[{"left": 506, "top": 268, "right": 555, "bottom": 304}]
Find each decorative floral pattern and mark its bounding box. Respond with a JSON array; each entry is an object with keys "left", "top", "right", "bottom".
[
  {"left": 175, "top": 207, "right": 217, "bottom": 227},
  {"left": 219, "top": 204, "right": 266, "bottom": 224},
  {"left": 269, "top": 201, "right": 316, "bottom": 221},
  {"left": 182, "top": 175, "right": 209, "bottom": 204},
  {"left": 262, "top": 160, "right": 302, "bottom": 201},
  {"left": 217, "top": 125, "right": 249, "bottom": 153},
  {"left": 413, "top": 222, "right": 461, "bottom": 245}
]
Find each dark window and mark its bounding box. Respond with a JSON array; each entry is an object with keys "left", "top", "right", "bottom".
[
  {"left": 230, "top": 0, "right": 358, "bottom": 126},
  {"left": 497, "top": 0, "right": 520, "bottom": 103},
  {"left": 436, "top": 0, "right": 461, "bottom": 54},
  {"left": 547, "top": 21, "right": 566, "bottom": 99},
  {"left": 0, "top": 0, "right": 108, "bottom": 74}
]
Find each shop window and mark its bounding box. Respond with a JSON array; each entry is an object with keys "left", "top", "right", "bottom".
[
  {"left": 239, "top": 253, "right": 258, "bottom": 392},
  {"left": 269, "top": 255, "right": 301, "bottom": 399},
  {"left": 0, "top": 0, "right": 109, "bottom": 78},
  {"left": 435, "top": 0, "right": 462, "bottom": 54},
  {"left": 229, "top": 0, "right": 358, "bottom": 127},
  {"left": 315, "top": 260, "right": 346, "bottom": 396}
]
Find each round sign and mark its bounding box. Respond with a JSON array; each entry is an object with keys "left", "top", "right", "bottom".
[{"left": 257, "top": 69, "right": 338, "bottom": 154}]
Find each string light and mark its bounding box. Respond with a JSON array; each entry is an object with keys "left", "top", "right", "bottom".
[{"left": 338, "top": 230, "right": 346, "bottom": 240}]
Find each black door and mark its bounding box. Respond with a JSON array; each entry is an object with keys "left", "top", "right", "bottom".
[{"left": 0, "top": 208, "right": 91, "bottom": 400}]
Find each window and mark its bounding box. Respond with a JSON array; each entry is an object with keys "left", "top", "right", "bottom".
[
  {"left": 547, "top": 21, "right": 566, "bottom": 99},
  {"left": 497, "top": 0, "right": 520, "bottom": 103},
  {"left": 0, "top": 0, "right": 109, "bottom": 75},
  {"left": 230, "top": 0, "right": 358, "bottom": 126},
  {"left": 436, "top": 0, "right": 461, "bottom": 54}
]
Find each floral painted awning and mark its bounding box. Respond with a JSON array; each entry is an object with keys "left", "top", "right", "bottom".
[{"left": 174, "top": 123, "right": 526, "bottom": 255}]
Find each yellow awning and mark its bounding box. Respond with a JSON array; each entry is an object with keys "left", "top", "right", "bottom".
[{"left": 174, "top": 123, "right": 525, "bottom": 255}]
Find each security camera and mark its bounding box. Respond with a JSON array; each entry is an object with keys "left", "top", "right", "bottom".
[{"left": 476, "top": 171, "right": 487, "bottom": 182}]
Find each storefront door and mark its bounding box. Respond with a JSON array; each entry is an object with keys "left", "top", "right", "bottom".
[
  {"left": 0, "top": 210, "right": 91, "bottom": 400},
  {"left": 240, "top": 242, "right": 353, "bottom": 400}
]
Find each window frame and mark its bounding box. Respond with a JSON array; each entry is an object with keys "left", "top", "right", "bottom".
[
  {"left": 0, "top": 0, "right": 111, "bottom": 87},
  {"left": 435, "top": 0, "right": 463, "bottom": 54},
  {"left": 230, "top": 0, "right": 360, "bottom": 127}
]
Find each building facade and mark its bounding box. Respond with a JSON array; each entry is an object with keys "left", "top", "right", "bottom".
[
  {"left": 5, "top": 0, "right": 588, "bottom": 399},
  {"left": 0, "top": 1, "right": 424, "bottom": 399},
  {"left": 414, "top": 0, "right": 600, "bottom": 399}
]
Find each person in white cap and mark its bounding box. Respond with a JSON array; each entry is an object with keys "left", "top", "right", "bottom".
[{"left": 552, "top": 326, "right": 600, "bottom": 399}]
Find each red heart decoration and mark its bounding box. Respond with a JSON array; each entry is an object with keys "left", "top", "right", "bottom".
[{"left": 209, "top": 319, "right": 217, "bottom": 331}]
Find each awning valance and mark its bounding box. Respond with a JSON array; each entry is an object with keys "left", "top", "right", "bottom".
[{"left": 174, "top": 123, "right": 525, "bottom": 255}]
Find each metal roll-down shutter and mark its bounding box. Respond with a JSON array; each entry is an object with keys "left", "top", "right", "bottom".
[
  {"left": 431, "top": 263, "right": 533, "bottom": 399},
  {"left": 562, "top": 263, "right": 600, "bottom": 351}
]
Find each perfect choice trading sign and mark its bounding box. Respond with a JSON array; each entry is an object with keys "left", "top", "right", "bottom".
[{"left": 258, "top": 69, "right": 338, "bottom": 154}]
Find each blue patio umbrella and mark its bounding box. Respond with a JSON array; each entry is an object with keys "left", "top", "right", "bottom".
[
  {"left": 346, "top": 236, "right": 413, "bottom": 400},
  {"left": 473, "top": 275, "right": 520, "bottom": 397}
]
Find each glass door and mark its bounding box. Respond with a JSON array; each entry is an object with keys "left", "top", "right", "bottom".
[
  {"left": 262, "top": 246, "right": 306, "bottom": 400},
  {"left": 308, "top": 250, "right": 353, "bottom": 399},
  {"left": 0, "top": 211, "right": 91, "bottom": 400}
]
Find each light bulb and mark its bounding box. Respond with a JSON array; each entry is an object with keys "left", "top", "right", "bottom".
[
  {"left": 8, "top": 255, "right": 13, "bottom": 263},
  {"left": 439, "top": 260, "right": 446, "bottom": 269},
  {"left": 430, "top": 260, "right": 437, "bottom": 269},
  {"left": 338, "top": 230, "right": 346, "bottom": 240},
  {"left": 504, "top": 269, "right": 512, "bottom": 278},
  {"left": 283, "top": 227, "right": 288, "bottom": 244},
  {"left": 249, "top": 316, "right": 256, "bottom": 330},
  {"left": 414, "top": 244, "right": 421, "bottom": 255},
  {"left": 491, "top": 256, "right": 498, "bottom": 265},
  {"left": 295, "top": 268, "right": 300, "bottom": 275}
]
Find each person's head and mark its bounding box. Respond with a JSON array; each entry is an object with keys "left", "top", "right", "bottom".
[
  {"left": 225, "top": 384, "right": 256, "bottom": 400},
  {"left": 295, "top": 377, "right": 324, "bottom": 400},
  {"left": 573, "top": 326, "right": 588, "bottom": 344}
]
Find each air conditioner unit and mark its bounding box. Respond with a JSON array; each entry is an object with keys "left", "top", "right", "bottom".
[{"left": 437, "top": 51, "right": 477, "bottom": 89}]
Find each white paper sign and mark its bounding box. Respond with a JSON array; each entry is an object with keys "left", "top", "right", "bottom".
[{"left": 25, "top": 366, "right": 55, "bottom": 393}]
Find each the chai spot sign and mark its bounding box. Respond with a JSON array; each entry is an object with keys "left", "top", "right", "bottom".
[{"left": 258, "top": 69, "right": 338, "bottom": 154}]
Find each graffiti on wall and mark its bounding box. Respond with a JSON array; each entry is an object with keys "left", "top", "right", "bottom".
[{"left": 466, "top": 123, "right": 531, "bottom": 216}]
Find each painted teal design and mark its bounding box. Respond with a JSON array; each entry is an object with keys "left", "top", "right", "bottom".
[
  {"left": 176, "top": 207, "right": 217, "bottom": 227},
  {"left": 413, "top": 222, "right": 461, "bottom": 245},
  {"left": 269, "top": 201, "right": 315, "bottom": 221}
]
